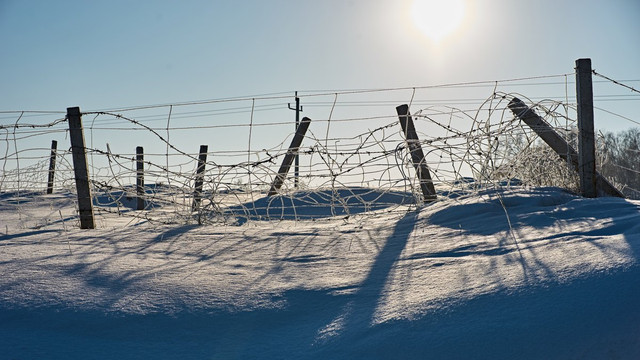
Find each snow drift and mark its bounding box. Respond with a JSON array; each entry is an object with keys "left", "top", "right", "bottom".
[{"left": 0, "top": 186, "right": 639, "bottom": 359}]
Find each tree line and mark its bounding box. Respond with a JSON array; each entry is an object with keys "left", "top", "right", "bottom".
[
  {"left": 599, "top": 128, "right": 640, "bottom": 199},
  {"left": 490, "top": 128, "right": 639, "bottom": 199}
]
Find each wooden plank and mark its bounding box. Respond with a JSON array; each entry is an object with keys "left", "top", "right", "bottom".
[
  {"left": 136, "top": 146, "right": 144, "bottom": 210},
  {"left": 67, "top": 107, "right": 95, "bottom": 229},
  {"left": 396, "top": 104, "right": 437, "bottom": 202},
  {"left": 508, "top": 98, "right": 623, "bottom": 198},
  {"left": 46, "top": 140, "right": 57, "bottom": 194},
  {"left": 576, "top": 58, "right": 597, "bottom": 198},
  {"left": 192, "top": 145, "right": 208, "bottom": 211},
  {"left": 268, "top": 117, "right": 311, "bottom": 196}
]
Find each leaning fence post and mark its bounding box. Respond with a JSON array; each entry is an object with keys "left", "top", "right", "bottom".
[
  {"left": 46, "top": 140, "right": 57, "bottom": 194},
  {"left": 192, "top": 145, "right": 208, "bottom": 211},
  {"left": 508, "top": 97, "right": 623, "bottom": 198},
  {"left": 136, "top": 146, "right": 145, "bottom": 210},
  {"left": 67, "top": 107, "right": 95, "bottom": 229},
  {"left": 268, "top": 117, "right": 312, "bottom": 196},
  {"left": 396, "top": 104, "right": 437, "bottom": 202},
  {"left": 576, "top": 58, "right": 597, "bottom": 198}
]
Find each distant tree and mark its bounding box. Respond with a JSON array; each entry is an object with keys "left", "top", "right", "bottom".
[
  {"left": 598, "top": 128, "right": 640, "bottom": 199},
  {"left": 486, "top": 125, "right": 640, "bottom": 199}
]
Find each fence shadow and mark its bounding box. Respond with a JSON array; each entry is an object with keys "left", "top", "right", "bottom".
[
  {"left": 2, "top": 189, "right": 640, "bottom": 359},
  {"left": 221, "top": 187, "right": 415, "bottom": 224}
]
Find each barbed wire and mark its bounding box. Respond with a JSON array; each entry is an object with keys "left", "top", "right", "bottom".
[
  {"left": 593, "top": 70, "right": 640, "bottom": 95},
  {"left": 1, "top": 80, "right": 637, "bottom": 229}
]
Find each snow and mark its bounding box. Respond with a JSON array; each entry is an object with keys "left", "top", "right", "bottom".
[{"left": 1, "top": 186, "right": 639, "bottom": 359}]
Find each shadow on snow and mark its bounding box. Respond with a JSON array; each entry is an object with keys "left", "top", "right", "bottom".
[{"left": 221, "top": 187, "right": 416, "bottom": 224}]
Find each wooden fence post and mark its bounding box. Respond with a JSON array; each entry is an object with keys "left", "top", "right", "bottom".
[
  {"left": 576, "top": 58, "right": 597, "bottom": 198},
  {"left": 192, "top": 145, "right": 208, "bottom": 211},
  {"left": 46, "top": 140, "right": 57, "bottom": 194},
  {"left": 136, "top": 146, "right": 144, "bottom": 210},
  {"left": 268, "top": 117, "right": 312, "bottom": 196},
  {"left": 396, "top": 104, "right": 437, "bottom": 202},
  {"left": 508, "top": 97, "right": 623, "bottom": 198},
  {"left": 67, "top": 107, "right": 95, "bottom": 229}
]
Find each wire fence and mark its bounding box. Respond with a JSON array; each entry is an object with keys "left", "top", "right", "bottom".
[{"left": 1, "top": 72, "right": 639, "bottom": 229}]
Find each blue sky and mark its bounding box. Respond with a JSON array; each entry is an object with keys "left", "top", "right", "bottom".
[
  {"left": 0, "top": 0, "right": 639, "bottom": 180},
  {"left": 1, "top": 0, "right": 638, "bottom": 112}
]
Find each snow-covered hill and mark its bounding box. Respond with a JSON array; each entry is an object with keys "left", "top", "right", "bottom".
[{"left": 1, "top": 186, "right": 639, "bottom": 359}]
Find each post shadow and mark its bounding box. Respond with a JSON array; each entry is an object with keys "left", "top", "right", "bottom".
[{"left": 330, "top": 210, "right": 419, "bottom": 335}]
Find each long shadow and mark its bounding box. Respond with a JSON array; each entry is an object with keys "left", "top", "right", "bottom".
[
  {"left": 0, "top": 211, "right": 421, "bottom": 360},
  {"left": 3, "top": 193, "right": 640, "bottom": 359},
  {"left": 428, "top": 188, "right": 579, "bottom": 284},
  {"left": 0, "top": 229, "right": 60, "bottom": 241},
  {"left": 320, "top": 210, "right": 419, "bottom": 339},
  {"left": 428, "top": 187, "right": 640, "bottom": 296},
  {"left": 228, "top": 210, "right": 419, "bottom": 354}
]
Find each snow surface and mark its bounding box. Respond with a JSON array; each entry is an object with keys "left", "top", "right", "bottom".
[{"left": 1, "top": 186, "right": 639, "bottom": 359}]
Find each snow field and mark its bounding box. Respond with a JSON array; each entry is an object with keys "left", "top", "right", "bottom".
[{"left": 0, "top": 186, "right": 639, "bottom": 359}]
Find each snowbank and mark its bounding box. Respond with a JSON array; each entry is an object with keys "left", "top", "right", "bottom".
[{"left": 0, "top": 187, "right": 639, "bottom": 359}]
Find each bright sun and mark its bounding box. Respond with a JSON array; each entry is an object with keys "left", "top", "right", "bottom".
[{"left": 411, "top": 0, "right": 466, "bottom": 43}]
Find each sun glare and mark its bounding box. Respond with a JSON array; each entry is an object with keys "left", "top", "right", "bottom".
[{"left": 411, "top": 0, "right": 466, "bottom": 43}]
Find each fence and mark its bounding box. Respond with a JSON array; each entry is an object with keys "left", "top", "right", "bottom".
[{"left": 2, "top": 61, "right": 639, "bottom": 229}]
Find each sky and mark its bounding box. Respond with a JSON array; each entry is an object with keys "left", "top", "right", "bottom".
[
  {"left": 0, "top": 0, "right": 639, "bottom": 181},
  {"left": 1, "top": 0, "right": 638, "bottom": 112}
]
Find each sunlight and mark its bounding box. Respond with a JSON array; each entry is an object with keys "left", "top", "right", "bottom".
[{"left": 411, "top": 0, "right": 466, "bottom": 43}]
